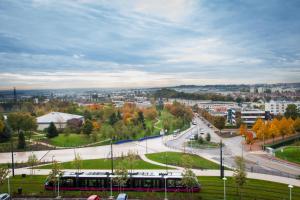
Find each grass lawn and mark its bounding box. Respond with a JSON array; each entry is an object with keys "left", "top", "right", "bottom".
[
  {"left": 187, "top": 140, "right": 219, "bottom": 149},
  {"left": 1, "top": 175, "right": 299, "bottom": 200},
  {"left": 36, "top": 156, "right": 169, "bottom": 170},
  {"left": 47, "top": 134, "right": 107, "bottom": 147},
  {"left": 275, "top": 146, "right": 300, "bottom": 164},
  {"left": 146, "top": 152, "right": 220, "bottom": 170}
]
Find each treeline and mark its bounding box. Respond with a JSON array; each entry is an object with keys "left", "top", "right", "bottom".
[{"left": 154, "top": 88, "right": 234, "bottom": 101}]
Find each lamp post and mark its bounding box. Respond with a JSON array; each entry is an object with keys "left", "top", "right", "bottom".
[
  {"left": 108, "top": 176, "right": 114, "bottom": 200},
  {"left": 164, "top": 176, "right": 168, "bottom": 200},
  {"left": 56, "top": 174, "right": 61, "bottom": 199},
  {"left": 222, "top": 177, "right": 227, "bottom": 200},
  {"left": 6, "top": 175, "right": 10, "bottom": 198},
  {"left": 288, "top": 184, "right": 293, "bottom": 200}
]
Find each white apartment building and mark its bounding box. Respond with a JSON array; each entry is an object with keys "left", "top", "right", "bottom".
[
  {"left": 241, "top": 109, "right": 265, "bottom": 126},
  {"left": 265, "top": 100, "right": 300, "bottom": 115}
]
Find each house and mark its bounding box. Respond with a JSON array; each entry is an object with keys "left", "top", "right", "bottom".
[{"left": 36, "top": 112, "right": 84, "bottom": 130}]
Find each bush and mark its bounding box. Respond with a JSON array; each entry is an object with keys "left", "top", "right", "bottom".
[
  {"left": 198, "top": 136, "right": 204, "bottom": 144},
  {"left": 18, "top": 131, "right": 26, "bottom": 149},
  {"left": 206, "top": 133, "right": 211, "bottom": 142}
]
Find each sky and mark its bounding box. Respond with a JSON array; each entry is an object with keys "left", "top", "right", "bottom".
[{"left": 0, "top": 0, "right": 300, "bottom": 89}]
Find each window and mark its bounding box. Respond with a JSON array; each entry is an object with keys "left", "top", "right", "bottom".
[
  {"left": 88, "top": 179, "right": 98, "bottom": 187},
  {"left": 143, "top": 179, "right": 152, "bottom": 188},
  {"left": 61, "top": 178, "right": 74, "bottom": 187},
  {"left": 167, "top": 179, "right": 176, "bottom": 188}
]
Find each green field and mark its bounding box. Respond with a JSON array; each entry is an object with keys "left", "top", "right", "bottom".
[
  {"left": 1, "top": 175, "right": 299, "bottom": 200},
  {"left": 275, "top": 146, "right": 300, "bottom": 164},
  {"left": 187, "top": 140, "right": 219, "bottom": 149},
  {"left": 47, "top": 134, "right": 108, "bottom": 147},
  {"left": 146, "top": 152, "right": 220, "bottom": 170},
  {"left": 36, "top": 157, "right": 169, "bottom": 170}
]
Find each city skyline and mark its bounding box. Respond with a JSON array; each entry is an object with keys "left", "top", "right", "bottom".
[{"left": 1, "top": 0, "right": 300, "bottom": 89}]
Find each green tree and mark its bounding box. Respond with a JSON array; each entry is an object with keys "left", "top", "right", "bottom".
[
  {"left": 137, "top": 111, "right": 146, "bottom": 129},
  {"left": 181, "top": 168, "right": 198, "bottom": 195},
  {"left": 18, "top": 130, "right": 26, "bottom": 149},
  {"left": 47, "top": 122, "right": 58, "bottom": 138},
  {"left": 48, "top": 160, "right": 62, "bottom": 191},
  {"left": 28, "top": 153, "right": 39, "bottom": 175},
  {"left": 206, "top": 133, "right": 211, "bottom": 142},
  {"left": 82, "top": 119, "right": 93, "bottom": 135},
  {"left": 285, "top": 104, "right": 299, "bottom": 120},
  {"left": 0, "top": 118, "right": 4, "bottom": 133},
  {"left": 213, "top": 116, "right": 226, "bottom": 133},
  {"left": 72, "top": 153, "right": 82, "bottom": 173},
  {"left": 7, "top": 112, "right": 37, "bottom": 134},
  {"left": 233, "top": 156, "right": 247, "bottom": 199},
  {"left": 109, "top": 112, "right": 118, "bottom": 126},
  {"left": 0, "top": 122, "right": 12, "bottom": 142},
  {"left": 125, "top": 150, "right": 138, "bottom": 174}
]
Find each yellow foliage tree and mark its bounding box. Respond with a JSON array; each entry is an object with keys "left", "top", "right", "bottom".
[
  {"left": 239, "top": 124, "right": 247, "bottom": 136},
  {"left": 269, "top": 122, "right": 280, "bottom": 143},
  {"left": 252, "top": 118, "right": 264, "bottom": 133},
  {"left": 294, "top": 117, "right": 300, "bottom": 132},
  {"left": 279, "top": 117, "right": 292, "bottom": 139},
  {"left": 287, "top": 118, "right": 295, "bottom": 135}
]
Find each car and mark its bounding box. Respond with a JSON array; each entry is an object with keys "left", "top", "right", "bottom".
[
  {"left": 87, "top": 195, "right": 101, "bottom": 200},
  {"left": 116, "top": 193, "right": 128, "bottom": 200},
  {"left": 0, "top": 193, "right": 10, "bottom": 200}
]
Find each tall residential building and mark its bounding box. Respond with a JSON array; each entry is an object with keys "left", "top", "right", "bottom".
[
  {"left": 227, "top": 108, "right": 236, "bottom": 125},
  {"left": 265, "top": 100, "right": 300, "bottom": 115},
  {"left": 241, "top": 109, "right": 265, "bottom": 126}
]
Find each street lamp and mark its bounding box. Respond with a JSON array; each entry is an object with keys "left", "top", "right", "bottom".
[
  {"left": 6, "top": 175, "right": 10, "bottom": 198},
  {"left": 288, "top": 184, "right": 293, "bottom": 200},
  {"left": 222, "top": 177, "right": 227, "bottom": 200},
  {"left": 56, "top": 174, "right": 61, "bottom": 199},
  {"left": 164, "top": 176, "right": 168, "bottom": 200}
]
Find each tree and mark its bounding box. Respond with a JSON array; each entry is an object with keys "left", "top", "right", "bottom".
[
  {"left": 83, "top": 110, "right": 92, "bottom": 120},
  {"left": 137, "top": 111, "right": 146, "bottom": 129},
  {"left": 0, "top": 122, "right": 12, "bottom": 142},
  {"left": 0, "top": 167, "right": 9, "bottom": 186},
  {"left": 66, "top": 118, "right": 83, "bottom": 133},
  {"left": 114, "top": 161, "right": 128, "bottom": 192},
  {"left": 109, "top": 112, "right": 118, "bottom": 126},
  {"left": 285, "top": 104, "right": 299, "bottom": 120},
  {"left": 144, "top": 107, "right": 158, "bottom": 120},
  {"left": 7, "top": 112, "right": 37, "bottom": 134},
  {"left": 125, "top": 150, "right": 138, "bottom": 174},
  {"left": 18, "top": 130, "right": 26, "bottom": 149},
  {"left": 213, "top": 116, "right": 226, "bottom": 133},
  {"left": 181, "top": 168, "right": 198, "bottom": 195},
  {"left": 48, "top": 160, "right": 62, "bottom": 190},
  {"left": 245, "top": 131, "right": 254, "bottom": 150},
  {"left": 269, "top": 122, "right": 280, "bottom": 143},
  {"left": 206, "top": 133, "right": 211, "bottom": 142},
  {"left": 181, "top": 154, "right": 193, "bottom": 169},
  {"left": 82, "top": 119, "right": 93, "bottom": 135},
  {"left": 294, "top": 118, "right": 300, "bottom": 132},
  {"left": 256, "top": 122, "right": 269, "bottom": 145},
  {"left": 28, "top": 153, "right": 39, "bottom": 175},
  {"left": 72, "top": 153, "right": 82, "bottom": 173},
  {"left": 0, "top": 118, "right": 4, "bottom": 133},
  {"left": 47, "top": 122, "right": 58, "bottom": 138},
  {"left": 279, "top": 117, "right": 292, "bottom": 139},
  {"left": 252, "top": 118, "right": 264, "bottom": 134},
  {"left": 239, "top": 124, "right": 247, "bottom": 136},
  {"left": 233, "top": 156, "right": 247, "bottom": 199}
]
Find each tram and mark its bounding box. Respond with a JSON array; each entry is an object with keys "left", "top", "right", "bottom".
[{"left": 45, "top": 171, "right": 201, "bottom": 192}]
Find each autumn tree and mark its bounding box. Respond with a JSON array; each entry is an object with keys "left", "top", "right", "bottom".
[
  {"left": 294, "top": 118, "right": 300, "bottom": 132},
  {"left": 239, "top": 124, "right": 247, "bottom": 136},
  {"left": 279, "top": 117, "right": 292, "bottom": 139},
  {"left": 252, "top": 118, "right": 264, "bottom": 133},
  {"left": 0, "top": 121, "right": 12, "bottom": 142},
  {"left": 144, "top": 107, "right": 158, "bottom": 120},
  {"left": 269, "top": 122, "right": 280, "bottom": 143},
  {"left": 0, "top": 167, "right": 9, "bottom": 186},
  {"left": 114, "top": 161, "right": 128, "bottom": 192},
  {"left": 213, "top": 116, "right": 226, "bottom": 133},
  {"left": 245, "top": 131, "right": 254, "bottom": 151}
]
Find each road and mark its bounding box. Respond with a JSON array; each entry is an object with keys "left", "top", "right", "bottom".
[{"left": 166, "top": 116, "right": 300, "bottom": 178}]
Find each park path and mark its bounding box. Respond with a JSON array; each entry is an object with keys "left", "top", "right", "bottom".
[{"left": 139, "top": 154, "right": 183, "bottom": 170}]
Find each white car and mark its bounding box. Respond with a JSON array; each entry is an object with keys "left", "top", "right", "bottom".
[{"left": 0, "top": 193, "right": 10, "bottom": 200}]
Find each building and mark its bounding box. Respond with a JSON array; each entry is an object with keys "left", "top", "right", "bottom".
[
  {"left": 265, "top": 100, "right": 300, "bottom": 115},
  {"left": 36, "top": 112, "right": 84, "bottom": 130},
  {"left": 257, "top": 87, "right": 265, "bottom": 94},
  {"left": 227, "top": 108, "right": 236, "bottom": 125},
  {"left": 250, "top": 87, "right": 255, "bottom": 93},
  {"left": 241, "top": 109, "right": 265, "bottom": 126}
]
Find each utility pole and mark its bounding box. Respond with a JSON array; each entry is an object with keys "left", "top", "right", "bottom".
[
  {"left": 10, "top": 138, "right": 15, "bottom": 176},
  {"left": 110, "top": 138, "right": 114, "bottom": 174},
  {"left": 220, "top": 139, "right": 224, "bottom": 179}
]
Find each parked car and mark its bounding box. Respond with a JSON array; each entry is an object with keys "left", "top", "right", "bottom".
[
  {"left": 116, "top": 193, "right": 128, "bottom": 200},
  {"left": 87, "top": 195, "right": 101, "bottom": 200},
  {"left": 0, "top": 193, "right": 10, "bottom": 200}
]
